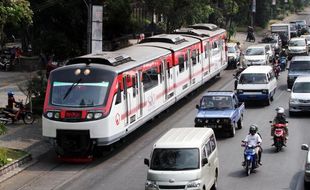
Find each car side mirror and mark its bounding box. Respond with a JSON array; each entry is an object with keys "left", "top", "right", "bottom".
[
  {"left": 202, "top": 157, "right": 208, "bottom": 166},
  {"left": 144, "top": 158, "right": 150, "bottom": 166},
  {"left": 196, "top": 105, "right": 200, "bottom": 109},
  {"left": 269, "top": 121, "right": 272, "bottom": 123},
  {"left": 301, "top": 144, "right": 309, "bottom": 151}
]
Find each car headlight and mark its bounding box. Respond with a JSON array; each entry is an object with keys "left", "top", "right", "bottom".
[
  {"left": 223, "top": 118, "right": 230, "bottom": 123},
  {"left": 46, "top": 112, "right": 54, "bottom": 118},
  {"left": 305, "top": 163, "right": 310, "bottom": 170},
  {"left": 54, "top": 112, "right": 60, "bottom": 119},
  {"left": 94, "top": 112, "right": 103, "bottom": 119},
  {"left": 290, "top": 98, "right": 299, "bottom": 104},
  {"left": 262, "top": 89, "right": 268, "bottom": 94},
  {"left": 186, "top": 180, "right": 201, "bottom": 189},
  {"left": 237, "top": 89, "right": 243, "bottom": 93},
  {"left": 196, "top": 118, "right": 203, "bottom": 123},
  {"left": 145, "top": 180, "right": 159, "bottom": 190}
]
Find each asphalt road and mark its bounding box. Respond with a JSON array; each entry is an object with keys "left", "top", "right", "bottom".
[{"left": 1, "top": 10, "right": 310, "bottom": 190}]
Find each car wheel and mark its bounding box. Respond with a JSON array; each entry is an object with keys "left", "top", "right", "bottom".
[{"left": 229, "top": 123, "right": 236, "bottom": 137}]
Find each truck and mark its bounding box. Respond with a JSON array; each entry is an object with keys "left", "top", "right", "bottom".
[
  {"left": 270, "top": 23, "right": 291, "bottom": 47},
  {"left": 194, "top": 91, "right": 245, "bottom": 137}
]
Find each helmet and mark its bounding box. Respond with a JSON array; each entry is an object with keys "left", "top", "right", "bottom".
[
  {"left": 249, "top": 124, "right": 258, "bottom": 135},
  {"left": 276, "top": 107, "right": 285, "bottom": 114},
  {"left": 7, "top": 91, "right": 14, "bottom": 97}
]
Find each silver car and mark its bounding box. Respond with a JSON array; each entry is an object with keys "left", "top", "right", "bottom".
[{"left": 289, "top": 76, "right": 310, "bottom": 116}]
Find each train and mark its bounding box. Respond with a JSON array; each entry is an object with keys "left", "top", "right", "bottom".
[{"left": 42, "top": 23, "right": 228, "bottom": 160}]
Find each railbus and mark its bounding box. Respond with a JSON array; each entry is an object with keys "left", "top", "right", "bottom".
[{"left": 42, "top": 23, "right": 227, "bottom": 160}]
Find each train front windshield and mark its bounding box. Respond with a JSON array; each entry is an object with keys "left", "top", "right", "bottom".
[
  {"left": 51, "top": 81, "right": 109, "bottom": 107},
  {"left": 49, "top": 67, "right": 116, "bottom": 107}
]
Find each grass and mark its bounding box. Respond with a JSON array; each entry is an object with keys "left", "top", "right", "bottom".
[{"left": 0, "top": 147, "right": 28, "bottom": 167}]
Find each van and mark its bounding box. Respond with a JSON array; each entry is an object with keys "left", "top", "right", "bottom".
[
  {"left": 236, "top": 65, "right": 277, "bottom": 105},
  {"left": 144, "top": 128, "right": 219, "bottom": 190},
  {"left": 287, "top": 56, "right": 310, "bottom": 89}
]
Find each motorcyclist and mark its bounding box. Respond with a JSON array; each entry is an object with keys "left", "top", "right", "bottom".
[
  {"left": 246, "top": 26, "right": 255, "bottom": 42},
  {"left": 279, "top": 48, "right": 288, "bottom": 58},
  {"left": 272, "top": 107, "right": 288, "bottom": 141},
  {"left": 242, "top": 124, "right": 262, "bottom": 166},
  {"left": 6, "top": 91, "right": 19, "bottom": 121}
]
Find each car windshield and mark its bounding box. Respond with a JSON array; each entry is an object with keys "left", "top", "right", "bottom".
[
  {"left": 51, "top": 81, "right": 110, "bottom": 107},
  {"left": 262, "top": 37, "right": 277, "bottom": 43},
  {"left": 200, "top": 96, "right": 233, "bottom": 110},
  {"left": 289, "top": 40, "right": 306, "bottom": 46},
  {"left": 150, "top": 148, "right": 199, "bottom": 171},
  {"left": 245, "top": 48, "right": 264, "bottom": 55},
  {"left": 228, "top": 46, "right": 236, "bottom": 53},
  {"left": 239, "top": 73, "right": 267, "bottom": 84},
  {"left": 293, "top": 82, "right": 310, "bottom": 93},
  {"left": 290, "top": 61, "right": 310, "bottom": 71}
]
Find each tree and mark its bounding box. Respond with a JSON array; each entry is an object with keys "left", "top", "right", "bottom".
[{"left": 0, "top": 0, "right": 33, "bottom": 46}]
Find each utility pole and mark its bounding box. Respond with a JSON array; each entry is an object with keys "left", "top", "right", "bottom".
[{"left": 83, "top": 0, "right": 92, "bottom": 54}]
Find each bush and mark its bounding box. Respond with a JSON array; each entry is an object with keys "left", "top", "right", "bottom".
[
  {"left": 0, "top": 148, "right": 8, "bottom": 167},
  {"left": 0, "top": 123, "right": 7, "bottom": 135}
]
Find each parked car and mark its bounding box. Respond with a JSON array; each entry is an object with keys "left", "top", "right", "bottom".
[
  {"left": 288, "top": 37, "right": 308, "bottom": 59},
  {"left": 288, "top": 76, "right": 310, "bottom": 116},
  {"left": 300, "top": 34, "right": 310, "bottom": 50},
  {"left": 261, "top": 34, "right": 282, "bottom": 54},
  {"left": 301, "top": 144, "right": 310, "bottom": 188},
  {"left": 261, "top": 43, "right": 274, "bottom": 63},
  {"left": 227, "top": 42, "right": 240, "bottom": 69},
  {"left": 287, "top": 56, "right": 310, "bottom": 89},
  {"left": 243, "top": 45, "right": 269, "bottom": 66}
]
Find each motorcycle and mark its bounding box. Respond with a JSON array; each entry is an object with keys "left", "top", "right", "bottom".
[
  {"left": 242, "top": 142, "right": 258, "bottom": 176},
  {"left": 272, "top": 62, "right": 281, "bottom": 79},
  {"left": 279, "top": 56, "right": 287, "bottom": 71},
  {"left": 270, "top": 121, "right": 288, "bottom": 152},
  {"left": 0, "top": 55, "right": 11, "bottom": 71},
  {"left": 0, "top": 101, "right": 35, "bottom": 124}
]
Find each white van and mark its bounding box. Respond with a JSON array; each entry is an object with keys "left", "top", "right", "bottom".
[
  {"left": 144, "top": 128, "right": 219, "bottom": 190},
  {"left": 236, "top": 65, "right": 277, "bottom": 105}
]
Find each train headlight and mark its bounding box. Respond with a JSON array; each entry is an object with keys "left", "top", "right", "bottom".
[
  {"left": 54, "top": 112, "right": 60, "bottom": 119},
  {"left": 94, "top": 112, "right": 103, "bottom": 119},
  {"left": 46, "top": 112, "right": 53, "bottom": 118},
  {"left": 86, "top": 113, "right": 94, "bottom": 119}
]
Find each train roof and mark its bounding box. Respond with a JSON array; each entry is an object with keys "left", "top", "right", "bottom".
[
  {"left": 138, "top": 34, "right": 201, "bottom": 51},
  {"left": 66, "top": 45, "right": 171, "bottom": 73}
]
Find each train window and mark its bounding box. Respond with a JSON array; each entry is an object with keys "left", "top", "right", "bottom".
[
  {"left": 115, "top": 84, "right": 122, "bottom": 105},
  {"left": 191, "top": 50, "right": 197, "bottom": 65},
  {"left": 212, "top": 41, "right": 218, "bottom": 49},
  {"left": 142, "top": 67, "right": 158, "bottom": 91},
  {"left": 132, "top": 76, "right": 137, "bottom": 97},
  {"left": 178, "top": 55, "right": 185, "bottom": 73},
  {"left": 197, "top": 49, "right": 200, "bottom": 63}
]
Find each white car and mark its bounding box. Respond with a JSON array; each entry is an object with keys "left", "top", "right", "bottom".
[
  {"left": 243, "top": 45, "right": 269, "bottom": 66},
  {"left": 300, "top": 34, "right": 310, "bottom": 50},
  {"left": 288, "top": 37, "right": 308, "bottom": 59},
  {"left": 288, "top": 76, "right": 310, "bottom": 116},
  {"left": 301, "top": 144, "right": 310, "bottom": 188}
]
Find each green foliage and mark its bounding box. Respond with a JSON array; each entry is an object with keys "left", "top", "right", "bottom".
[
  {"left": 0, "top": 123, "right": 7, "bottom": 135},
  {"left": 0, "top": 148, "right": 8, "bottom": 167}
]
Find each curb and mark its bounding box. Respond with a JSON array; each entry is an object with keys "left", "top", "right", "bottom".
[{"left": 0, "top": 153, "right": 32, "bottom": 182}]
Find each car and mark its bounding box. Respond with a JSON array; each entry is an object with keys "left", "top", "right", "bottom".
[
  {"left": 261, "top": 34, "right": 282, "bottom": 54},
  {"left": 227, "top": 42, "right": 240, "bottom": 69},
  {"left": 287, "top": 56, "right": 310, "bottom": 89},
  {"left": 300, "top": 34, "right": 310, "bottom": 50},
  {"left": 243, "top": 45, "right": 269, "bottom": 66},
  {"left": 195, "top": 91, "right": 245, "bottom": 137},
  {"left": 288, "top": 37, "right": 308, "bottom": 59},
  {"left": 294, "top": 20, "right": 307, "bottom": 35},
  {"left": 288, "top": 76, "right": 310, "bottom": 115},
  {"left": 261, "top": 43, "right": 274, "bottom": 62},
  {"left": 301, "top": 144, "right": 310, "bottom": 188}
]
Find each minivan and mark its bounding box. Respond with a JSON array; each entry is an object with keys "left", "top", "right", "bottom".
[
  {"left": 243, "top": 45, "right": 269, "bottom": 66},
  {"left": 236, "top": 65, "right": 277, "bottom": 105},
  {"left": 144, "top": 128, "right": 219, "bottom": 190},
  {"left": 289, "top": 76, "right": 310, "bottom": 115},
  {"left": 288, "top": 37, "right": 308, "bottom": 59},
  {"left": 287, "top": 56, "right": 310, "bottom": 89}
]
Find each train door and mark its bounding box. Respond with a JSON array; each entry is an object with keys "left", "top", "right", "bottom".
[
  {"left": 187, "top": 49, "right": 193, "bottom": 85},
  {"left": 175, "top": 52, "right": 190, "bottom": 96},
  {"left": 122, "top": 75, "right": 130, "bottom": 125},
  {"left": 191, "top": 48, "right": 201, "bottom": 85},
  {"left": 161, "top": 59, "right": 174, "bottom": 100}
]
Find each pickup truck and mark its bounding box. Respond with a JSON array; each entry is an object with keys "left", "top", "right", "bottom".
[{"left": 194, "top": 91, "right": 245, "bottom": 137}]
